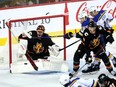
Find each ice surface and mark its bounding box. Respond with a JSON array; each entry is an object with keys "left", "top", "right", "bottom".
[{"left": 0, "top": 33, "right": 116, "bottom": 87}]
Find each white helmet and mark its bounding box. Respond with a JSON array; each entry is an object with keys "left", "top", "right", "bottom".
[
  {"left": 59, "top": 74, "right": 70, "bottom": 85},
  {"left": 88, "top": 6, "right": 97, "bottom": 12},
  {"left": 78, "top": 11, "right": 88, "bottom": 19}
]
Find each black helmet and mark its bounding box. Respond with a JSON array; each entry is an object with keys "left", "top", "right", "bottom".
[
  {"left": 88, "top": 21, "right": 97, "bottom": 27},
  {"left": 98, "top": 73, "right": 108, "bottom": 84},
  {"left": 37, "top": 25, "right": 45, "bottom": 31}
]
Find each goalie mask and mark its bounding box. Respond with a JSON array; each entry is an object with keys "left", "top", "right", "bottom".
[
  {"left": 37, "top": 25, "right": 45, "bottom": 32},
  {"left": 36, "top": 25, "right": 45, "bottom": 37},
  {"left": 59, "top": 74, "right": 70, "bottom": 86}
]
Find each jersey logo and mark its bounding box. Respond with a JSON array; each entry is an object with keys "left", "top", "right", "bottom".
[
  {"left": 33, "top": 42, "right": 44, "bottom": 53},
  {"left": 90, "top": 38, "right": 100, "bottom": 49}
]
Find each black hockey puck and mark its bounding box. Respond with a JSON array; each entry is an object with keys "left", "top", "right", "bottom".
[{"left": 24, "top": 63, "right": 28, "bottom": 65}]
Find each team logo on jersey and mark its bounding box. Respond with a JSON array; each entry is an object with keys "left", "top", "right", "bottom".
[
  {"left": 90, "top": 38, "right": 100, "bottom": 49},
  {"left": 33, "top": 42, "right": 44, "bottom": 53}
]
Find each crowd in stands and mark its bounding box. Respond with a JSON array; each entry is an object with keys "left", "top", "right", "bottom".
[{"left": 0, "top": 0, "right": 89, "bottom": 8}]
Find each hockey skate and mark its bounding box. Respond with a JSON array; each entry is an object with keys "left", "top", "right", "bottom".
[
  {"left": 111, "top": 56, "right": 116, "bottom": 67},
  {"left": 82, "top": 63, "right": 100, "bottom": 74},
  {"left": 110, "top": 70, "right": 116, "bottom": 76},
  {"left": 69, "top": 71, "right": 78, "bottom": 79}
]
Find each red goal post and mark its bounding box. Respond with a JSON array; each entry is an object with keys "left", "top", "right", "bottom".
[{"left": 7, "top": 14, "right": 67, "bottom": 69}]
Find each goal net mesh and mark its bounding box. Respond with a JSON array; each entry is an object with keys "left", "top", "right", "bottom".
[{"left": 0, "top": 14, "right": 66, "bottom": 70}]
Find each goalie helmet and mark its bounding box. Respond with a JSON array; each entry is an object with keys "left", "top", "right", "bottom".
[
  {"left": 98, "top": 73, "right": 108, "bottom": 84},
  {"left": 78, "top": 11, "right": 88, "bottom": 19},
  {"left": 59, "top": 74, "right": 70, "bottom": 85},
  {"left": 37, "top": 25, "right": 45, "bottom": 32}
]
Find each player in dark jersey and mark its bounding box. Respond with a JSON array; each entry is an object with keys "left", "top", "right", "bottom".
[
  {"left": 18, "top": 25, "right": 59, "bottom": 60},
  {"left": 98, "top": 73, "right": 116, "bottom": 87},
  {"left": 82, "top": 6, "right": 116, "bottom": 73},
  {"left": 64, "top": 21, "right": 116, "bottom": 76}
]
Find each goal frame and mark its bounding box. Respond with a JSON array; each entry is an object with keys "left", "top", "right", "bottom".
[{"left": 7, "top": 14, "right": 67, "bottom": 70}]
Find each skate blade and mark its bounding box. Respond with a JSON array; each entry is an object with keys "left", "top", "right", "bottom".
[{"left": 82, "top": 70, "right": 99, "bottom": 75}]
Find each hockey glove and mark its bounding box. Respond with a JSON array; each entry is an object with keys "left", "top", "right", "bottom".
[
  {"left": 106, "top": 27, "right": 114, "bottom": 34},
  {"left": 48, "top": 44, "right": 60, "bottom": 56},
  {"left": 64, "top": 32, "right": 73, "bottom": 39},
  {"left": 106, "top": 35, "right": 114, "bottom": 44},
  {"left": 85, "top": 55, "right": 92, "bottom": 64}
]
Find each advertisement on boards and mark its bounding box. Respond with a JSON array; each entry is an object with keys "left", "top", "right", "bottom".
[{"left": 0, "top": 0, "right": 115, "bottom": 46}]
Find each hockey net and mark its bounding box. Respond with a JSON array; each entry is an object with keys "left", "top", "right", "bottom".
[{"left": 0, "top": 14, "right": 67, "bottom": 73}]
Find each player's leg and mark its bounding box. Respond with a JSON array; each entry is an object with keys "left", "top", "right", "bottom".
[
  {"left": 106, "top": 51, "right": 116, "bottom": 67},
  {"left": 102, "top": 33, "right": 116, "bottom": 67},
  {"left": 98, "top": 51, "right": 116, "bottom": 76},
  {"left": 69, "top": 43, "right": 86, "bottom": 76}
]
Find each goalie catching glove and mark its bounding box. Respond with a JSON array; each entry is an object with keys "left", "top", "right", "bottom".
[
  {"left": 49, "top": 44, "right": 60, "bottom": 56},
  {"left": 64, "top": 32, "right": 73, "bottom": 39}
]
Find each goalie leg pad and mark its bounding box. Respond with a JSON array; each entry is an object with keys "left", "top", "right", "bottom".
[
  {"left": 17, "top": 39, "right": 28, "bottom": 58},
  {"left": 42, "top": 56, "right": 69, "bottom": 72}
]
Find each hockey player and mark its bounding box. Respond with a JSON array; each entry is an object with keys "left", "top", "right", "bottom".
[
  {"left": 98, "top": 73, "right": 116, "bottom": 87},
  {"left": 78, "top": 11, "right": 109, "bottom": 73},
  {"left": 18, "top": 25, "right": 60, "bottom": 60},
  {"left": 82, "top": 6, "right": 116, "bottom": 73},
  {"left": 88, "top": 6, "right": 114, "bottom": 45},
  {"left": 64, "top": 21, "right": 116, "bottom": 76},
  {"left": 17, "top": 25, "right": 69, "bottom": 72},
  {"left": 59, "top": 74, "right": 100, "bottom": 87}
]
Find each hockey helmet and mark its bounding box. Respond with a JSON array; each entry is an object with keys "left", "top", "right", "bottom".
[
  {"left": 78, "top": 11, "right": 88, "bottom": 19},
  {"left": 59, "top": 74, "right": 70, "bottom": 85},
  {"left": 37, "top": 25, "right": 45, "bottom": 32},
  {"left": 88, "top": 6, "right": 97, "bottom": 12},
  {"left": 88, "top": 21, "right": 97, "bottom": 27},
  {"left": 98, "top": 73, "right": 108, "bottom": 84}
]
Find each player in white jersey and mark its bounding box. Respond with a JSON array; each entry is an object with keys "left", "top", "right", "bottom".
[
  {"left": 78, "top": 11, "right": 90, "bottom": 32},
  {"left": 88, "top": 6, "right": 113, "bottom": 29},
  {"left": 59, "top": 74, "right": 100, "bottom": 87},
  {"left": 81, "top": 6, "right": 116, "bottom": 73}
]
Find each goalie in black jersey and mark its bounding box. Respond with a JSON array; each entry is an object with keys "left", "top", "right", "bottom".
[
  {"left": 64, "top": 21, "right": 116, "bottom": 76},
  {"left": 18, "top": 25, "right": 60, "bottom": 60}
]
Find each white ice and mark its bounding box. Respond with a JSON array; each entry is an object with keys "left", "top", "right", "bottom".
[{"left": 0, "top": 33, "right": 116, "bottom": 87}]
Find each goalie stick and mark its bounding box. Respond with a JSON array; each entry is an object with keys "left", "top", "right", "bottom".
[
  {"left": 6, "top": 21, "right": 38, "bottom": 71},
  {"left": 25, "top": 52, "right": 38, "bottom": 71}
]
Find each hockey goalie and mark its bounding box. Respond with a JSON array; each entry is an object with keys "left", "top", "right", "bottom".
[{"left": 11, "top": 25, "right": 69, "bottom": 73}]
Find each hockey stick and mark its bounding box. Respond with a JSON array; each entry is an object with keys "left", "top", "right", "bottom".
[
  {"left": 69, "top": 63, "right": 87, "bottom": 79},
  {"left": 59, "top": 39, "right": 81, "bottom": 51},
  {"left": 6, "top": 21, "right": 38, "bottom": 71},
  {"left": 50, "top": 35, "right": 63, "bottom": 38}
]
